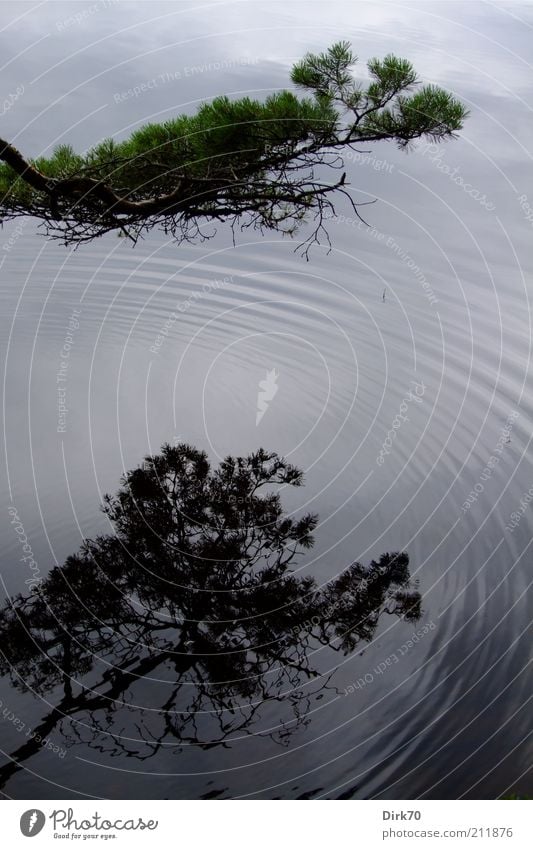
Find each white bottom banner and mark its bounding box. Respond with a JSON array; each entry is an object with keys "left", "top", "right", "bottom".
[{"left": 0, "top": 800, "right": 531, "bottom": 847}]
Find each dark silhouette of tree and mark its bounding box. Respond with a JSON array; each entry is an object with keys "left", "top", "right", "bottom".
[
  {"left": 0, "top": 443, "right": 420, "bottom": 787},
  {"left": 0, "top": 43, "right": 467, "bottom": 254}
]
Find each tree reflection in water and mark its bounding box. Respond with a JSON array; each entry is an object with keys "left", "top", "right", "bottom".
[{"left": 0, "top": 444, "right": 421, "bottom": 785}]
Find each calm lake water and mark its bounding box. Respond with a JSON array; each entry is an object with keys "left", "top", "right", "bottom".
[
  {"left": 0, "top": 2, "right": 532, "bottom": 799},
  {"left": 1, "top": 202, "right": 531, "bottom": 799}
]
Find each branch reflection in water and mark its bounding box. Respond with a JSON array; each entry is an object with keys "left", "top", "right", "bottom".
[{"left": 0, "top": 443, "right": 421, "bottom": 785}]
